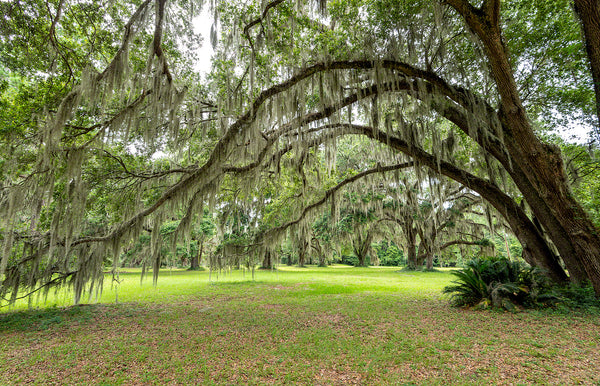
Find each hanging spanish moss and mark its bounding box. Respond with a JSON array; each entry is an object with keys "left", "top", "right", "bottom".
[{"left": 3, "top": 0, "right": 589, "bottom": 305}]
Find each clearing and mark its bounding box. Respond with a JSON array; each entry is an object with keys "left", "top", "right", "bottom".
[{"left": 1, "top": 266, "right": 599, "bottom": 385}]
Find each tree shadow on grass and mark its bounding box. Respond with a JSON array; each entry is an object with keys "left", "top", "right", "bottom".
[{"left": 0, "top": 303, "right": 149, "bottom": 332}]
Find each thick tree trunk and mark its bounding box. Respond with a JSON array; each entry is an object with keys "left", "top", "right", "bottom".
[
  {"left": 405, "top": 227, "right": 419, "bottom": 270},
  {"left": 574, "top": 0, "right": 600, "bottom": 131},
  {"left": 412, "top": 250, "right": 426, "bottom": 270},
  {"left": 483, "top": 12, "right": 600, "bottom": 291},
  {"left": 298, "top": 249, "right": 305, "bottom": 267},
  {"left": 298, "top": 239, "right": 308, "bottom": 267},
  {"left": 353, "top": 232, "right": 372, "bottom": 267},
  {"left": 480, "top": 28, "right": 595, "bottom": 284},
  {"left": 312, "top": 239, "right": 328, "bottom": 267},
  {"left": 417, "top": 228, "right": 435, "bottom": 270},
  {"left": 261, "top": 249, "right": 273, "bottom": 269},
  {"left": 444, "top": 1, "right": 600, "bottom": 293},
  {"left": 190, "top": 252, "right": 199, "bottom": 270},
  {"left": 424, "top": 251, "right": 434, "bottom": 270}
]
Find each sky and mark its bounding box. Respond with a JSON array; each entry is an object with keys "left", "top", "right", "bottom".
[{"left": 193, "top": 9, "right": 215, "bottom": 77}]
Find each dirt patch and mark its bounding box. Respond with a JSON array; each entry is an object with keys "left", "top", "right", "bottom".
[{"left": 315, "top": 367, "right": 363, "bottom": 385}]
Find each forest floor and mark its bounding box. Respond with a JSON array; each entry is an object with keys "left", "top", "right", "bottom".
[{"left": 1, "top": 266, "right": 599, "bottom": 385}]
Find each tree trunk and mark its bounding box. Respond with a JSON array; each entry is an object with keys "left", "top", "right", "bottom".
[
  {"left": 189, "top": 239, "right": 203, "bottom": 270},
  {"left": 425, "top": 251, "right": 434, "bottom": 270},
  {"left": 405, "top": 227, "right": 419, "bottom": 270},
  {"left": 353, "top": 232, "right": 373, "bottom": 267},
  {"left": 462, "top": 3, "right": 600, "bottom": 292},
  {"left": 298, "top": 239, "right": 308, "bottom": 267},
  {"left": 261, "top": 249, "right": 273, "bottom": 269},
  {"left": 574, "top": 0, "right": 600, "bottom": 131},
  {"left": 416, "top": 253, "right": 427, "bottom": 270},
  {"left": 190, "top": 252, "right": 199, "bottom": 270},
  {"left": 312, "top": 239, "right": 328, "bottom": 267},
  {"left": 417, "top": 228, "right": 436, "bottom": 270}
]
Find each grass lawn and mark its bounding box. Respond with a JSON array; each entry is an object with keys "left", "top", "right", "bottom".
[{"left": 1, "top": 265, "right": 599, "bottom": 385}]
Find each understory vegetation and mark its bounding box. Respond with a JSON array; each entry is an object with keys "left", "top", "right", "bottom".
[
  {"left": 1, "top": 267, "right": 599, "bottom": 385},
  {"left": 443, "top": 257, "right": 600, "bottom": 312}
]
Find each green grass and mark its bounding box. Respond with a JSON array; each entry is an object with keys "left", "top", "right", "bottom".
[{"left": 1, "top": 265, "right": 599, "bottom": 385}]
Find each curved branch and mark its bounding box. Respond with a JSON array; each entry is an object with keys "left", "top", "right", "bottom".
[
  {"left": 98, "top": 149, "right": 194, "bottom": 180},
  {"left": 333, "top": 122, "right": 567, "bottom": 282},
  {"left": 243, "top": 0, "right": 285, "bottom": 38},
  {"left": 261, "top": 161, "right": 415, "bottom": 240},
  {"left": 439, "top": 239, "right": 487, "bottom": 251}
]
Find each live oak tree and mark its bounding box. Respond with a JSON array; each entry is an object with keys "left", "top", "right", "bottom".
[
  {"left": 3, "top": 0, "right": 600, "bottom": 304},
  {"left": 382, "top": 176, "right": 494, "bottom": 270},
  {"left": 214, "top": 0, "right": 600, "bottom": 290}
]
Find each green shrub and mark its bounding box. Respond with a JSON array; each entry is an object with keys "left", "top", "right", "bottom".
[
  {"left": 340, "top": 254, "right": 360, "bottom": 266},
  {"left": 548, "top": 283, "right": 600, "bottom": 313},
  {"left": 443, "top": 257, "right": 553, "bottom": 310}
]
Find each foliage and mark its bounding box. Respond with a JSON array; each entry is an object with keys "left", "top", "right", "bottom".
[
  {"left": 3, "top": 0, "right": 600, "bottom": 303},
  {"left": 443, "top": 257, "right": 554, "bottom": 310},
  {"left": 373, "top": 241, "right": 405, "bottom": 266},
  {"left": 548, "top": 283, "right": 600, "bottom": 313}
]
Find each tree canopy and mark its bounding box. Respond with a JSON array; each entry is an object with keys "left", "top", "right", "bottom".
[{"left": 2, "top": 0, "right": 600, "bottom": 304}]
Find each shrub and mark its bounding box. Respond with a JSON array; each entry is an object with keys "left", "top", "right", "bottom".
[
  {"left": 340, "top": 254, "right": 360, "bottom": 266},
  {"left": 548, "top": 283, "right": 600, "bottom": 313},
  {"left": 443, "top": 257, "right": 552, "bottom": 311}
]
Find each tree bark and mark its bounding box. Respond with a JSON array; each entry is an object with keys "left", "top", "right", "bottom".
[
  {"left": 189, "top": 239, "right": 203, "bottom": 270},
  {"left": 417, "top": 227, "right": 436, "bottom": 270},
  {"left": 312, "top": 238, "right": 328, "bottom": 267},
  {"left": 261, "top": 249, "right": 273, "bottom": 269},
  {"left": 353, "top": 231, "right": 373, "bottom": 267},
  {"left": 421, "top": 248, "right": 434, "bottom": 270},
  {"left": 298, "top": 239, "right": 308, "bottom": 267},
  {"left": 405, "top": 226, "right": 419, "bottom": 270},
  {"left": 574, "top": 0, "right": 600, "bottom": 131}
]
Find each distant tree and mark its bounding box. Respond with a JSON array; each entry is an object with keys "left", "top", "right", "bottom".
[{"left": 189, "top": 209, "right": 216, "bottom": 270}]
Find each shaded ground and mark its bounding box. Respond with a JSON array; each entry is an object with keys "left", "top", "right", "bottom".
[{"left": 1, "top": 268, "right": 599, "bottom": 385}]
